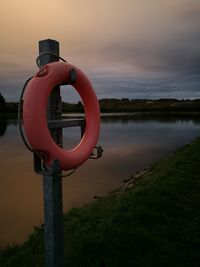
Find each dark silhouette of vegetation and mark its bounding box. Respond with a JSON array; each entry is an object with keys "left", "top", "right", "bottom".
[
  {"left": 62, "top": 101, "right": 84, "bottom": 113},
  {"left": 99, "top": 98, "right": 200, "bottom": 113},
  {"left": 64, "top": 98, "right": 200, "bottom": 113},
  {"left": 0, "top": 93, "right": 6, "bottom": 113},
  {"left": 0, "top": 116, "right": 7, "bottom": 136},
  {"left": 5, "top": 103, "right": 18, "bottom": 114},
  {"left": 1, "top": 98, "right": 200, "bottom": 114}
]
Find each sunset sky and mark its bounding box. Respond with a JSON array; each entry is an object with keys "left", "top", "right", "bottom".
[{"left": 0, "top": 0, "right": 199, "bottom": 102}]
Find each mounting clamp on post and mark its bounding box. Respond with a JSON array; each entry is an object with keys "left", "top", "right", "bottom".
[
  {"left": 34, "top": 153, "right": 61, "bottom": 176},
  {"left": 89, "top": 146, "right": 104, "bottom": 159}
]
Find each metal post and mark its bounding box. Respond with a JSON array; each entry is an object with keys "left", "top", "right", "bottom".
[{"left": 39, "top": 39, "right": 64, "bottom": 267}]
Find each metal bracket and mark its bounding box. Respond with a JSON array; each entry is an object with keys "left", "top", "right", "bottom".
[
  {"left": 89, "top": 146, "right": 104, "bottom": 159},
  {"left": 34, "top": 153, "right": 61, "bottom": 176},
  {"left": 34, "top": 118, "right": 103, "bottom": 175}
]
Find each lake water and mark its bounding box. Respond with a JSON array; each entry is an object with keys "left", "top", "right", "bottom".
[{"left": 0, "top": 114, "right": 200, "bottom": 249}]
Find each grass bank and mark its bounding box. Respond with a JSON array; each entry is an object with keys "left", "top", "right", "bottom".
[{"left": 1, "top": 138, "right": 200, "bottom": 266}]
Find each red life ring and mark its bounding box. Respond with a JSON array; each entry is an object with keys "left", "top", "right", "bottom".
[{"left": 23, "top": 61, "right": 100, "bottom": 171}]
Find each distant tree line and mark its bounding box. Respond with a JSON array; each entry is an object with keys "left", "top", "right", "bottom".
[
  {"left": 1, "top": 93, "right": 200, "bottom": 114},
  {"left": 99, "top": 98, "right": 200, "bottom": 113},
  {"left": 62, "top": 101, "right": 84, "bottom": 113},
  {"left": 63, "top": 98, "right": 200, "bottom": 113}
]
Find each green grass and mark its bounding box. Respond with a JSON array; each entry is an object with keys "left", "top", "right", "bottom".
[{"left": 1, "top": 138, "right": 200, "bottom": 266}]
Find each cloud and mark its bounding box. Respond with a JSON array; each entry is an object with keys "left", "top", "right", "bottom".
[
  {"left": 0, "top": 0, "right": 200, "bottom": 101},
  {"left": 89, "top": 71, "right": 200, "bottom": 100},
  {"left": 94, "top": 1, "right": 200, "bottom": 76}
]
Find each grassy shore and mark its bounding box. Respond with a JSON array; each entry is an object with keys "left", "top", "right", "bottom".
[{"left": 1, "top": 138, "right": 200, "bottom": 266}]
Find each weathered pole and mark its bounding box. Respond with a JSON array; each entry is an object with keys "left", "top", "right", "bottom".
[{"left": 39, "top": 39, "right": 64, "bottom": 267}]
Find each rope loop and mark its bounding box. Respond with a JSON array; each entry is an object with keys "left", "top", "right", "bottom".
[{"left": 36, "top": 51, "right": 67, "bottom": 68}]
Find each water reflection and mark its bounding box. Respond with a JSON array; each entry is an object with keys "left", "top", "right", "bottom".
[
  {"left": 101, "top": 113, "right": 200, "bottom": 124},
  {"left": 0, "top": 115, "right": 199, "bottom": 249}
]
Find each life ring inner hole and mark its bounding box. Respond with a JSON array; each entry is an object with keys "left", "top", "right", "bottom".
[{"left": 47, "top": 84, "right": 86, "bottom": 150}]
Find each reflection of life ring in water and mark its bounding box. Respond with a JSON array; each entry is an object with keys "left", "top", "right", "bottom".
[
  {"left": 0, "top": 117, "right": 7, "bottom": 136},
  {"left": 22, "top": 61, "right": 100, "bottom": 170}
]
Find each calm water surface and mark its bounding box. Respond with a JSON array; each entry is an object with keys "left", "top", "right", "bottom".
[{"left": 0, "top": 115, "right": 200, "bottom": 249}]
